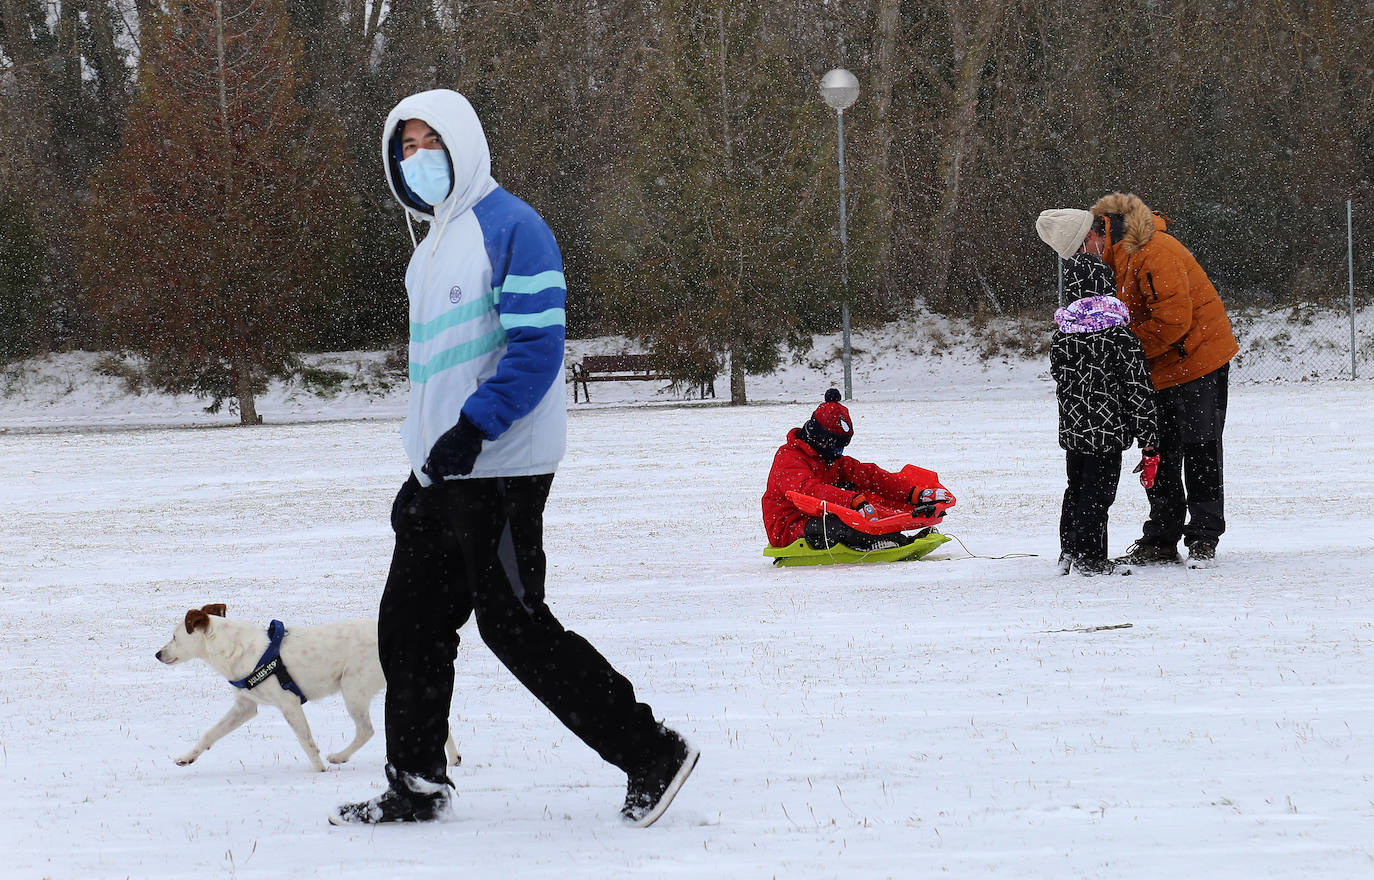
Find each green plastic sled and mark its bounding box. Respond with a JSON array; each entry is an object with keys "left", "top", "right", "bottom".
[{"left": 763, "top": 532, "right": 950, "bottom": 567}]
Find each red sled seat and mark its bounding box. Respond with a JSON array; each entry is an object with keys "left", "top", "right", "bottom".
[{"left": 785, "top": 465, "right": 955, "bottom": 536}]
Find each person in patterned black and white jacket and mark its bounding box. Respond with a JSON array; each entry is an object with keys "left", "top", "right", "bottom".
[
  {"left": 332, "top": 90, "right": 697, "bottom": 828},
  {"left": 1049, "top": 254, "right": 1160, "bottom": 576}
]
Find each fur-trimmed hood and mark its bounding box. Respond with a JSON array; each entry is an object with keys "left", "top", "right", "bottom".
[
  {"left": 1091, "top": 192, "right": 1160, "bottom": 255},
  {"left": 1087, "top": 192, "right": 1237, "bottom": 390}
]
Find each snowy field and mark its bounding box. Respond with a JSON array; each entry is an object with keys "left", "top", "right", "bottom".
[{"left": 3, "top": 331, "right": 1374, "bottom": 879}]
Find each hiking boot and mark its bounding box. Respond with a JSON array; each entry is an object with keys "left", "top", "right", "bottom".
[
  {"left": 1056, "top": 553, "right": 1073, "bottom": 576},
  {"left": 1113, "top": 540, "right": 1181, "bottom": 566},
  {"left": 1072, "top": 556, "right": 1123, "bottom": 577},
  {"left": 1186, "top": 539, "right": 1217, "bottom": 568},
  {"left": 329, "top": 764, "right": 454, "bottom": 826},
  {"left": 621, "top": 726, "right": 700, "bottom": 828}
]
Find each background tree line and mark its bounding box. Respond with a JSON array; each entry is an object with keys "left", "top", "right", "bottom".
[{"left": 2, "top": 0, "right": 1372, "bottom": 414}]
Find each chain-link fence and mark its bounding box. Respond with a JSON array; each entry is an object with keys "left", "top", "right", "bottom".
[
  {"left": 1229, "top": 200, "right": 1371, "bottom": 381},
  {"left": 1229, "top": 301, "right": 1374, "bottom": 381}
]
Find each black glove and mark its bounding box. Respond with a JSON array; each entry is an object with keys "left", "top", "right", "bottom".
[
  {"left": 422, "top": 414, "right": 486, "bottom": 480},
  {"left": 390, "top": 475, "right": 422, "bottom": 533}
]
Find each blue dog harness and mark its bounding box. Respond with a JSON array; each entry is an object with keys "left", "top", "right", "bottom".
[{"left": 228, "top": 620, "right": 307, "bottom": 703}]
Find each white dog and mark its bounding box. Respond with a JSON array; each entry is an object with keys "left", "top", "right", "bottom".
[{"left": 156, "top": 604, "right": 459, "bottom": 772}]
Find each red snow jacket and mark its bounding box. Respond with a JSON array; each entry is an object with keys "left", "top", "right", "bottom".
[{"left": 762, "top": 428, "right": 926, "bottom": 547}]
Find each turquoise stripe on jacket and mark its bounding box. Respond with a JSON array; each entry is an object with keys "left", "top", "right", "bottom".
[
  {"left": 497, "top": 269, "right": 566, "bottom": 296},
  {"left": 409, "top": 327, "right": 508, "bottom": 383},
  {"left": 500, "top": 308, "right": 566, "bottom": 330},
  {"left": 409, "top": 291, "right": 501, "bottom": 344}
]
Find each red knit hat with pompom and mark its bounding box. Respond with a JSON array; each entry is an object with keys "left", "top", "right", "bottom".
[
  {"left": 812, "top": 388, "right": 852, "bottom": 437},
  {"left": 801, "top": 388, "right": 853, "bottom": 460}
]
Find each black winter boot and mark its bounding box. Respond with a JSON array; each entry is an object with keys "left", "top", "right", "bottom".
[
  {"left": 1186, "top": 538, "right": 1217, "bottom": 568},
  {"left": 329, "top": 763, "right": 454, "bottom": 825},
  {"left": 621, "top": 725, "right": 700, "bottom": 828},
  {"left": 1113, "top": 540, "right": 1181, "bottom": 566},
  {"left": 803, "top": 514, "right": 847, "bottom": 549},
  {"left": 1072, "top": 556, "right": 1126, "bottom": 577}
]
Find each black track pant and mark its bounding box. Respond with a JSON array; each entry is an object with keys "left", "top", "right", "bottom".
[
  {"left": 1141, "top": 363, "right": 1229, "bottom": 548},
  {"left": 378, "top": 473, "right": 664, "bottom": 776},
  {"left": 1060, "top": 450, "right": 1122, "bottom": 563}
]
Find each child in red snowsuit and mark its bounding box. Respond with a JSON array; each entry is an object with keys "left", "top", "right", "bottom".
[{"left": 762, "top": 389, "right": 945, "bottom": 551}]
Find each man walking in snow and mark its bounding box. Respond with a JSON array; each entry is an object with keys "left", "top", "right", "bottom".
[
  {"left": 331, "top": 89, "right": 697, "bottom": 827},
  {"left": 1037, "top": 195, "right": 1238, "bottom": 567}
]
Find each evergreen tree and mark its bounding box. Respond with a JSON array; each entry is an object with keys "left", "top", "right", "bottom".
[
  {"left": 280, "top": 0, "right": 443, "bottom": 350},
  {"left": 2, "top": 0, "right": 134, "bottom": 347},
  {"left": 80, "top": 0, "right": 354, "bottom": 422},
  {"left": 0, "top": 196, "right": 47, "bottom": 360},
  {"left": 597, "top": 0, "right": 841, "bottom": 405}
]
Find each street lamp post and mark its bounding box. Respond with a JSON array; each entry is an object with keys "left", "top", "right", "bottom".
[{"left": 820, "top": 68, "right": 859, "bottom": 400}]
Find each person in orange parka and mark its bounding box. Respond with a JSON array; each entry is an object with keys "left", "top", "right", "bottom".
[
  {"left": 1087, "top": 192, "right": 1239, "bottom": 567},
  {"left": 762, "top": 389, "right": 944, "bottom": 552}
]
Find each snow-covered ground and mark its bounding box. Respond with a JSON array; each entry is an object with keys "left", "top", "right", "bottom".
[{"left": 2, "top": 324, "right": 1373, "bottom": 879}]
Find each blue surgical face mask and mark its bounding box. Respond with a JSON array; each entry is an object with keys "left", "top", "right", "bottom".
[{"left": 400, "top": 147, "right": 452, "bottom": 206}]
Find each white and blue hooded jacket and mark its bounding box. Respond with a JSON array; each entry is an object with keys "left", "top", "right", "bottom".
[{"left": 382, "top": 89, "right": 567, "bottom": 485}]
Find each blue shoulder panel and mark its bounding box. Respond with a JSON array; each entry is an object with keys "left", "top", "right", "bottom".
[{"left": 464, "top": 188, "right": 566, "bottom": 439}]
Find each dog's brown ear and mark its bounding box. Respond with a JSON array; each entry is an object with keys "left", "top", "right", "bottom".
[
  {"left": 202, "top": 603, "right": 227, "bottom": 618},
  {"left": 184, "top": 609, "right": 212, "bottom": 634}
]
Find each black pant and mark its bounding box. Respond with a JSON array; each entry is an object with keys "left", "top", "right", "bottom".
[
  {"left": 803, "top": 513, "right": 910, "bottom": 551},
  {"left": 1141, "top": 363, "right": 1228, "bottom": 548},
  {"left": 378, "top": 473, "right": 664, "bottom": 776},
  {"left": 1061, "top": 451, "right": 1122, "bottom": 563}
]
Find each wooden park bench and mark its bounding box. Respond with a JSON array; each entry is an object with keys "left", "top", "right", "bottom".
[{"left": 569, "top": 354, "right": 715, "bottom": 403}]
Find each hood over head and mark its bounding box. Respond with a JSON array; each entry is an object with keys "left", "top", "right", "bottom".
[
  {"left": 1090, "top": 192, "right": 1160, "bottom": 255},
  {"left": 382, "top": 89, "right": 498, "bottom": 220}
]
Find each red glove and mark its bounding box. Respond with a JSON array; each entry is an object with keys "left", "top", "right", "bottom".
[
  {"left": 915, "top": 488, "right": 951, "bottom": 506},
  {"left": 910, "top": 487, "right": 950, "bottom": 519},
  {"left": 851, "top": 494, "right": 877, "bottom": 519},
  {"left": 1134, "top": 448, "right": 1160, "bottom": 489}
]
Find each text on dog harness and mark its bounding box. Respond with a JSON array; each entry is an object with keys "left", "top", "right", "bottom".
[{"left": 229, "top": 620, "right": 307, "bottom": 703}]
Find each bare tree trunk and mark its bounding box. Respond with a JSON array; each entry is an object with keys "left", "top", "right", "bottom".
[
  {"left": 213, "top": 0, "right": 234, "bottom": 192},
  {"left": 728, "top": 340, "right": 748, "bottom": 406},
  {"left": 365, "top": 0, "right": 387, "bottom": 55},
  {"left": 234, "top": 361, "right": 261, "bottom": 424},
  {"left": 214, "top": 0, "right": 258, "bottom": 424},
  {"left": 871, "top": 0, "right": 900, "bottom": 310},
  {"left": 58, "top": 0, "right": 81, "bottom": 91},
  {"left": 926, "top": 0, "right": 1003, "bottom": 309},
  {"left": 349, "top": 0, "right": 366, "bottom": 40},
  {"left": 0, "top": 0, "right": 50, "bottom": 180},
  {"left": 82, "top": 0, "right": 126, "bottom": 99},
  {"left": 131, "top": 0, "right": 155, "bottom": 47}
]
